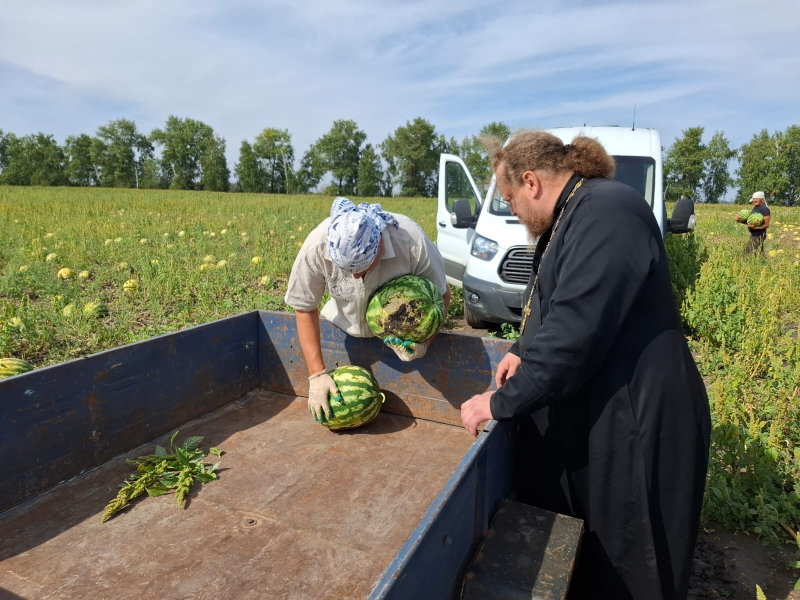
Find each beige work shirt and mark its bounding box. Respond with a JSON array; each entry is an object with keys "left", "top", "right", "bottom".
[{"left": 284, "top": 213, "right": 447, "bottom": 337}]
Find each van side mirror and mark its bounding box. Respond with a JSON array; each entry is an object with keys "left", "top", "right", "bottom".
[
  {"left": 668, "top": 198, "right": 696, "bottom": 234},
  {"left": 450, "top": 198, "right": 477, "bottom": 228}
]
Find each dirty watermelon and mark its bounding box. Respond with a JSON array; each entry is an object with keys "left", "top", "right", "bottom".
[
  {"left": 323, "top": 365, "right": 385, "bottom": 431},
  {"left": 366, "top": 275, "right": 444, "bottom": 342}
]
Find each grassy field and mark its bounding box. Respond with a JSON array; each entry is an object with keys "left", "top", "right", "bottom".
[
  {"left": 1, "top": 186, "right": 799, "bottom": 545},
  {"left": 0, "top": 187, "right": 440, "bottom": 365}
]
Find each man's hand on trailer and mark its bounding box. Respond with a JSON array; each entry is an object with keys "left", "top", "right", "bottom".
[
  {"left": 460, "top": 392, "right": 494, "bottom": 437},
  {"left": 495, "top": 352, "right": 521, "bottom": 388}
]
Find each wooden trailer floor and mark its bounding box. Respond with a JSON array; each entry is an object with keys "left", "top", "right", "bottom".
[{"left": 0, "top": 389, "right": 475, "bottom": 600}]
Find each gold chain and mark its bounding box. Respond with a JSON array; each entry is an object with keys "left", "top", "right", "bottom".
[{"left": 520, "top": 178, "right": 585, "bottom": 335}]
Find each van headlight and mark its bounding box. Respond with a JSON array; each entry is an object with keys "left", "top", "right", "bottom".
[{"left": 471, "top": 235, "right": 499, "bottom": 261}]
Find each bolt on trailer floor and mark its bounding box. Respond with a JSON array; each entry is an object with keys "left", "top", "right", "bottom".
[{"left": 0, "top": 388, "right": 475, "bottom": 600}]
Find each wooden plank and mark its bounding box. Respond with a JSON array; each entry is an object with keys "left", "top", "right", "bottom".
[
  {"left": 0, "top": 390, "right": 474, "bottom": 600},
  {"left": 462, "top": 500, "right": 584, "bottom": 600}
]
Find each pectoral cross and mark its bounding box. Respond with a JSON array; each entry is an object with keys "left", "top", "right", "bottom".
[{"left": 521, "top": 304, "right": 531, "bottom": 334}]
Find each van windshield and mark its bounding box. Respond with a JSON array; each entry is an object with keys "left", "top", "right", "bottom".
[{"left": 488, "top": 155, "right": 656, "bottom": 215}]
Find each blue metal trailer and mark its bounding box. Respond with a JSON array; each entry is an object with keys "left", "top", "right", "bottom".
[{"left": 0, "top": 311, "right": 578, "bottom": 599}]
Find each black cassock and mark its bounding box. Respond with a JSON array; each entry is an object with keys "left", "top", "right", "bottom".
[{"left": 490, "top": 175, "right": 711, "bottom": 599}]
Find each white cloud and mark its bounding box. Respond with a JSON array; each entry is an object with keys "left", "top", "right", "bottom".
[{"left": 1, "top": 0, "right": 798, "bottom": 168}]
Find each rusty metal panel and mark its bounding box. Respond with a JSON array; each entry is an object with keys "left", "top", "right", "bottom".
[
  {"left": 368, "top": 419, "right": 516, "bottom": 600},
  {"left": 257, "top": 310, "right": 513, "bottom": 423},
  {"left": 462, "top": 500, "right": 584, "bottom": 599},
  {"left": 0, "top": 312, "right": 258, "bottom": 513}
]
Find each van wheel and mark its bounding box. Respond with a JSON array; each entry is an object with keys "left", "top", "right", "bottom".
[{"left": 464, "top": 304, "right": 488, "bottom": 329}]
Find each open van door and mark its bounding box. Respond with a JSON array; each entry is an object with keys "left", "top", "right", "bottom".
[{"left": 436, "top": 154, "right": 483, "bottom": 288}]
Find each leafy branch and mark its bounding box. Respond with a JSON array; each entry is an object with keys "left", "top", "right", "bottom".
[{"left": 102, "top": 431, "right": 224, "bottom": 522}]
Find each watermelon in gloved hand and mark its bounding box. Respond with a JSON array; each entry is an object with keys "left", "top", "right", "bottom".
[
  {"left": 322, "top": 366, "right": 385, "bottom": 431},
  {"left": 366, "top": 275, "right": 444, "bottom": 342}
]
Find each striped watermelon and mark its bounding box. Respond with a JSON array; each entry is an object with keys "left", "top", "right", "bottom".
[
  {"left": 366, "top": 275, "right": 444, "bottom": 342},
  {"left": 738, "top": 209, "right": 751, "bottom": 222},
  {"left": 0, "top": 358, "right": 34, "bottom": 380},
  {"left": 84, "top": 301, "right": 109, "bottom": 319},
  {"left": 323, "top": 366, "right": 385, "bottom": 431},
  {"left": 747, "top": 213, "right": 764, "bottom": 226}
]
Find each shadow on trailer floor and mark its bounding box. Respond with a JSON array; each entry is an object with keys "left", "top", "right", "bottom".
[{"left": 0, "top": 389, "right": 475, "bottom": 600}]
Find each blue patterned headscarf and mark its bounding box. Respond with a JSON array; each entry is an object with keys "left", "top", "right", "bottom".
[{"left": 327, "top": 197, "right": 399, "bottom": 272}]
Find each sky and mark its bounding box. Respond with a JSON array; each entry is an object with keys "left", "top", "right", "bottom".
[{"left": 1, "top": 0, "right": 799, "bottom": 174}]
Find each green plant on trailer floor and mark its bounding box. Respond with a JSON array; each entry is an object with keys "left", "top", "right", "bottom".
[{"left": 101, "top": 431, "right": 223, "bottom": 522}]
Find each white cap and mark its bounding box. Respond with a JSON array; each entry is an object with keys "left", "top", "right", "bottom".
[{"left": 751, "top": 191, "right": 765, "bottom": 200}]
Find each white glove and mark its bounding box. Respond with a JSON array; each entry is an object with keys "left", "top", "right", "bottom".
[
  {"left": 385, "top": 338, "right": 428, "bottom": 362},
  {"left": 308, "top": 370, "right": 339, "bottom": 422}
]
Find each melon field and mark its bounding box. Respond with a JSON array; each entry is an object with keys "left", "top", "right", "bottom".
[{"left": 1, "top": 186, "right": 799, "bottom": 545}]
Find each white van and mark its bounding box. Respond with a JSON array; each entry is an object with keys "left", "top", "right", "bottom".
[{"left": 436, "top": 126, "right": 696, "bottom": 328}]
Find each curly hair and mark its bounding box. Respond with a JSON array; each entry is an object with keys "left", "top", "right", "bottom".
[{"left": 482, "top": 129, "right": 615, "bottom": 185}]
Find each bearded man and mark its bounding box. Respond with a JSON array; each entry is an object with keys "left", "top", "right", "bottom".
[{"left": 460, "top": 131, "right": 711, "bottom": 599}]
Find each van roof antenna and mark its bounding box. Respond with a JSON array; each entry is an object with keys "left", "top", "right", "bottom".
[{"left": 632, "top": 104, "right": 636, "bottom": 131}]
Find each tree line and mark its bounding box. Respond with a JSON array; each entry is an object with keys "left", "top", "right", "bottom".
[
  {"left": 0, "top": 117, "right": 508, "bottom": 197},
  {"left": 664, "top": 125, "right": 800, "bottom": 205},
  {"left": 1, "top": 117, "right": 796, "bottom": 204}
]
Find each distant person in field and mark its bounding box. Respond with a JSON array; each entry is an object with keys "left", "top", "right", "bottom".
[
  {"left": 285, "top": 197, "right": 450, "bottom": 422},
  {"left": 460, "top": 130, "right": 711, "bottom": 599},
  {"left": 735, "top": 191, "right": 770, "bottom": 255}
]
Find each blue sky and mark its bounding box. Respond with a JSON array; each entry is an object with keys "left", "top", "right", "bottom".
[{"left": 1, "top": 0, "right": 798, "bottom": 173}]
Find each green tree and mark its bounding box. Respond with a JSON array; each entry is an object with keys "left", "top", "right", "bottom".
[
  {"left": 28, "top": 134, "right": 67, "bottom": 185},
  {"left": 200, "top": 135, "right": 230, "bottom": 192},
  {"left": 462, "top": 121, "right": 511, "bottom": 193},
  {"left": 294, "top": 148, "right": 325, "bottom": 194},
  {"left": 381, "top": 117, "right": 442, "bottom": 197},
  {"left": 735, "top": 129, "right": 788, "bottom": 204},
  {"left": 139, "top": 157, "right": 164, "bottom": 189},
  {"left": 0, "top": 130, "right": 19, "bottom": 182},
  {"left": 664, "top": 126, "right": 706, "bottom": 202},
  {"left": 701, "top": 131, "right": 736, "bottom": 203},
  {"left": 252, "top": 128, "right": 294, "bottom": 194},
  {"left": 96, "top": 118, "right": 152, "bottom": 188},
  {"left": 65, "top": 134, "right": 102, "bottom": 187},
  {"left": 308, "top": 119, "right": 367, "bottom": 196},
  {"left": 235, "top": 140, "right": 266, "bottom": 193},
  {"left": 781, "top": 125, "right": 800, "bottom": 206},
  {"left": 357, "top": 143, "right": 384, "bottom": 197},
  {"left": 0, "top": 129, "right": 10, "bottom": 173},
  {"left": 151, "top": 116, "right": 223, "bottom": 190},
  {"left": 0, "top": 133, "right": 67, "bottom": 186}
]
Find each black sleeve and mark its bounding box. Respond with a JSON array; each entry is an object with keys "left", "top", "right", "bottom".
[{"left": 490, "top": 198, "right": 658, "bottom": 420}]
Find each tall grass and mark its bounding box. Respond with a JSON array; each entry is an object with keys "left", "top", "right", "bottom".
[{"left": 669, "top": 204, "right": 800, "bottom": 543}]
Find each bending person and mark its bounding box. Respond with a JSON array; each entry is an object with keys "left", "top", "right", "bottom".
[{"left": 285, "top": 197, "right": 450, "bottom": 422}]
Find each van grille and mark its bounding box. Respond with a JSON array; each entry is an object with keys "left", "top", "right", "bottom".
[{"left": 498, "top": 247, "right": 534, "bottom": 285}]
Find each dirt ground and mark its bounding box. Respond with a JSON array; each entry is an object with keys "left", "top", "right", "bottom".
[
  {"left": 689, "top": 528, "right": 799, "bottom": 600},
  {"left": 443, "top": 320, "right": 800, "bottom": 599},
  {"left": 444, "top": 315, "right": 504, "bottom": 338}
]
